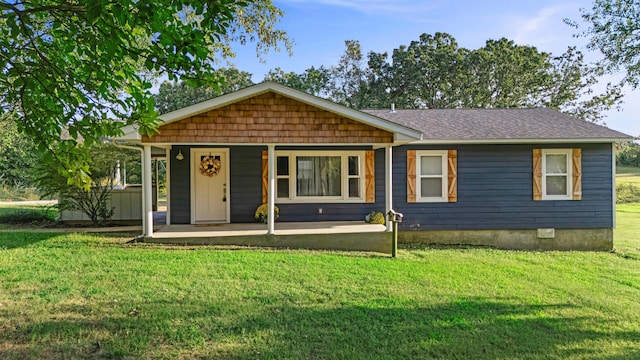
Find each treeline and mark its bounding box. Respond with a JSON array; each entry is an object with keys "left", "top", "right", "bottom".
[{"left": 156, "top": 32, "right": 622, "bottom": 124}]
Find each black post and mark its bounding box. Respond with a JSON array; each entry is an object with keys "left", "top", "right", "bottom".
[{"left": 392, "top": 220, "right": 398, "bottom": 258}]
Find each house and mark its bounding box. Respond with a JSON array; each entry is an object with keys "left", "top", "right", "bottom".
[{"left": 115, "top": 82, "right": 632, "bottom": 251}]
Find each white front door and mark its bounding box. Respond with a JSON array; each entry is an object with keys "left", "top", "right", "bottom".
[{"left": 191, "top": 148, "right": 229, "bottom": 223}]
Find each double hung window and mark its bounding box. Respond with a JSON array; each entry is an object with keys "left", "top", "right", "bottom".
[
  {"left": 542, "top": 149, "right": 572, "bottom": 200},
  {"left": 275, "top": 151, "right": 365, "bottom": 202},
  {"left": 416, "top": 150, "right": 448, "bottom": 202}
]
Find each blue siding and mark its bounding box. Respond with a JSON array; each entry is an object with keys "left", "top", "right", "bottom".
[
  {"left": 169, "top": 145, "right": 191, "bottom": 224},
  {"left": 229, "top": 146, "right": 263, "bottom": 223},
  {"left": 393, "top": 144, "right": 613, "bottom": 230},
  {"left": 169, "top": 143, "right": 613, "bottom": 228},
  {"left": 169, "top": 146, "right": 385, "bottom": 224}
]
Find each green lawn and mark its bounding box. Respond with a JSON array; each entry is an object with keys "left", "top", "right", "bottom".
[
  {"left": 1, "top": 214, "right": 639, "bottom": 359},
  {"left": 0, "top": 205, "right": 57, "bottom": 230},
  {"left": 618, "top": 166, "right": 640, "bottom": 185}
]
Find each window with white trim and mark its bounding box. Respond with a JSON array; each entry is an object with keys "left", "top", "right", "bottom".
[
  {"left": 542, "top": 149, "right": 572, "bottom": 200},
  {"left": 416, "top": 150, "right": 448, "bottom": 202},
  {"left": 276, "top": 151, "right": 365, "bottom": 202}
]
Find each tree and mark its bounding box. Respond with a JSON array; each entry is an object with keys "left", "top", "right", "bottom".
[
  {"left": 36, "top": 143, "right": 140, "bottom": 226},
  {"left": 571, "top": 0, "right": 640, "bottom": 88},
  {"left": 617, "top": 140, "right": 640, "bottom": 167},
  {"left": 264, "top": 66, "right": 330, "bottom": 97},
  {"left": 325, "top": 40, "right": 371, "bottom": 108},
  {"left": 155, "top": 68, "right": 254, "bottom": 114},
  {"left": 0, "top": 112, "right": 39, "bottom": 187},
  {"left": 386, "top": 32, "right": 469, "bottom": 109},
  {"left": 0, "top": 0, "right": 290, "bottom": 188}
]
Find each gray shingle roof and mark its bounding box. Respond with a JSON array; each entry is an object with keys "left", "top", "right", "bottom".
[{"left": 362, "top": 108, "right": 632, "bottom": 142}]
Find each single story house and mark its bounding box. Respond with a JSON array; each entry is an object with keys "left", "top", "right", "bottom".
[{"left": 115, "top": 82, "right": 632, "bottom": 250}]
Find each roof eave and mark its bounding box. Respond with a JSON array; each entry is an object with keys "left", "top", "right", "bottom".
[{"left": 412, "top": 137, "right": 633, "bottom": 145}]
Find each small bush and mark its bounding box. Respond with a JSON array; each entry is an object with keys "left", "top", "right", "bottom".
[
  {"left": 0, "top": 207, "right": 57, "bottom": 225},
  {"left": 617, "top": 183, "right": 640, "bottom": 204}
]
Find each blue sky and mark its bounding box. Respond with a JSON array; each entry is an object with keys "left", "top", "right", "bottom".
[{"left": 230, "top": 0, "right": 638, "bottom": 137}]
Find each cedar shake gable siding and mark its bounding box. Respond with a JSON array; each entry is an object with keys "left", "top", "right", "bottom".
[{"left": 143, "top": 92, "right": 393, "bottom": 144}]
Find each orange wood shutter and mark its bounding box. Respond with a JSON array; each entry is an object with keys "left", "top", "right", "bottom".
[
  {"left": 407, "top": 150, "right": 416, "bottom": 203},
  {"left": 533, "top": 149, "right": 542, "bottom": 201},
  {"left": 448, "top": 150, "right": 457, "bottom": 202},
  {"left": 365, "top": 150, "right": 375, "bottom": 203},
  {"left": 572, "top": 148, "right": 582, "bottom": 200},
  {"left": 261, "top": 150, "right": 268, "bottom": 204}
]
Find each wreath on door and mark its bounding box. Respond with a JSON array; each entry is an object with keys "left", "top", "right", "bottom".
[{"left": 200, "top": 155, "right": 221, "bottom": 177}]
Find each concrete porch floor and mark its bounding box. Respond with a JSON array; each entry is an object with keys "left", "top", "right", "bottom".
[{"left": 147, "top": 221, "right": 391, "bottom": 254}]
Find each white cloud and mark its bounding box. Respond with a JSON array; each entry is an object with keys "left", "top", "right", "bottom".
[
  {"left": 505, "top": 3, "right": 581, "bottom": 53},
  {"left": 280, "top": 0, "right": 441, "bottom": 15}
]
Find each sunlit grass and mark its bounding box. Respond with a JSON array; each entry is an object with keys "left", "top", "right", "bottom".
[{"left": 1, "top": 211, "right": 639, "bottom": 359}]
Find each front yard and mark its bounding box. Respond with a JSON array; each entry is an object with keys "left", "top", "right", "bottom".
[{"left": 0, "top": 204, "right": 639, "bottom": 359}]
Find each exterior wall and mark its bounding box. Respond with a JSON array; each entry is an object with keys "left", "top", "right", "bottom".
[
  {"left": 169, "top": 142, "right": 613, "bottom": 232},
  {"left": 169, "top": 145, "right": 386, "bottom": 224},
  {"left": 399, "top": 228, "right": 613, "bottom": 251},
  {"left": 143, "top": 92, "right": 393, "bottom": 144},
  {"left": 393, "top": 143, "right": 613, "bottom": 231}
]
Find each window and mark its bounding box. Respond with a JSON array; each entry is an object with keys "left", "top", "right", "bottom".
[
  {"left": 275, "top": 151, "right": 365, "bottom": 202},
  {"left": 416, "top": 150, "right": 448, "bottom": 202},
  {"left": 542, "top": 149, "right": 572, "bottom": 200}
]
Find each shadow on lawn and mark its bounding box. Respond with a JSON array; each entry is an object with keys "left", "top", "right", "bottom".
[
  {"left": 0, "top": 232, "right": 61, "bottom": 249},
  {"left": 1, "top": 297, "right": 638, "bottom": 359}
]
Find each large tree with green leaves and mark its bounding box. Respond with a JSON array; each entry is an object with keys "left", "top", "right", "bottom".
[
  {"left": 571, "top": 0, "right": 640, "bottom": 88},
  {"left": 0, "top": 0, "right": 290, "bottom": 188},
  {"left": 278, "top": 33, "right": 621, "bottom": 123},
  {"left": 155, "top": 68, "right": 254, "bottom": 114}
]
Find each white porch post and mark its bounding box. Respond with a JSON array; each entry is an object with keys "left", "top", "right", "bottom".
[
  {"left": 385, "top": 145, "right": 393, "bottom": 232},
  {"left": 165, "top": 147, "right": 171, "bottom": 225},
  {"left": 143, "top": 145, "right": 154, "bottom": 237},
  {"left": 267, "top": 144, "right": 276, "bottom": 235}
]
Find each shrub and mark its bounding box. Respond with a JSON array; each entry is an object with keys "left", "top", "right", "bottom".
[
  {"left": 0, "top": 207, "right": 57, "bottom": 225},
  {"left": 617, "top": 142, "right": 640, "bottom": 167},
  {"left": 617, "top": 183, "right": 640, "bottom": 204},
  {"left": 34, "top": 143, "right": 139, "bottom": 226}
]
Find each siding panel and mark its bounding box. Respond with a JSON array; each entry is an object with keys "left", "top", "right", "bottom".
[
  {"left": 393, "top": 143, "right": 613, "bottom": 230},
  {"left": 169, "top": 145, "right": 191, "bottom": 224}
]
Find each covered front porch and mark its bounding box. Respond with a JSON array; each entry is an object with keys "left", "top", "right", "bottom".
[
  {"left": 148, "top": 221, "right": 391, "bottom": 254},
  {"left": 114, "top": 82, "right": 423, "bottom": 248}
]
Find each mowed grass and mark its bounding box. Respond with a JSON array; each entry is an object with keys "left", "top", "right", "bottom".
[
  {"left": 0, "top": 167, "right": 637, "bottom": 359},
  {"left": 618, "top": 166, "right": 640, "bottom": 188},
  {"left": 1, "top": 218, "right": 639, "bottom": 359},
  {"left": 0, "top": 205, "right": 57, "bottom": 229}
]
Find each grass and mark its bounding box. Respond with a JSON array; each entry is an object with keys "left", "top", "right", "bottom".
[
  {"left": 617, "top": 165, "right": 640, "bottom": 181},
  {"left": 1, "top": 215, "right": 639, "bottom": 359},
  {"left": 0, "top": 206, "right": 57, "bottom": 229},
  {"left": 0, "top": 167, "right": 636, "bottom": 358},
  {"left": 0, "top": 184, "right": 41, "bottom": 202},
  {"left": 617, "top": 166, "right": 640, "bottom": 203}
]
